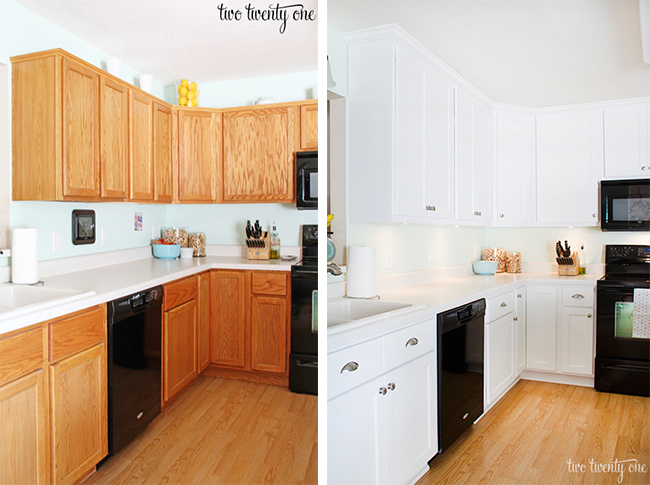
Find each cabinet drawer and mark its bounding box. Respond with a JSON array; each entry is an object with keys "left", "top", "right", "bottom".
[
  {"left": 164, "top": 275, "right": 198, "bottom": 310},
  {"left": 328, "top": 338, "right": 383, "bottom": 399},
  {"left": 0, "top": 326, "right": 45, "bottom": 384},
  {"left": 251, "top": 272, "right": 287, "bottom": 296},
  {"left": 383, "top": 319, "right": 435, "bottom": 371},
  {"left": 487, "top": 291, "right": 515, "bottom": 322},
  {"left": 562, "top": 286, "right": 594, "bottom": 308},
  {"left": 49, "top": 305, "right": 105, "bottom": 362}
]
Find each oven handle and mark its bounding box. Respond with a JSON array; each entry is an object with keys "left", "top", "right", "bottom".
[{"left": 601, "top": 363, "right": 649, "bottom": 372}]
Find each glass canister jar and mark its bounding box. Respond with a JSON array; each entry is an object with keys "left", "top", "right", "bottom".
[
  {"left": 161, "top": 227, "right": 190, "bottom": 247},
  {"left": 506, "top": 251, "right": 522, "bottom": 273},
  {"left": 482, "top": 247, "right": 507, "bottom": 273},
  {"left": 190, "top": 232, "right": 206, "bottom": 257}
]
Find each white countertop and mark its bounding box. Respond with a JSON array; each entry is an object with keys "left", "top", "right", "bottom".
[
  {"left": 0, "top": 255, "right": 294, "bottom": 336},
  {"left": 328, "top": 272, "right": 601, "bottom": 353}
]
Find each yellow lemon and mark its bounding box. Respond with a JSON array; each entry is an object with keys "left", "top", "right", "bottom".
[
  {"left": 181, "top": 79, "right": 189, "bottom": 87},
  {"left": 187, "top": 90, "right": 196, "bottom": 100},
  {"left": 189, "top": 81, "right": 197, "bottom": 91},
  {"left": 191, "top": 98, "right": 199, "bottom": 107},
  {"left": 178, "top": 96, "right": 187, "bottom": 106},
  {"left": 177, "top": 85, "right": 183, "bottom": 94},
  {"left": 178, "top": 86, "right": 188, "bottom": 96}
]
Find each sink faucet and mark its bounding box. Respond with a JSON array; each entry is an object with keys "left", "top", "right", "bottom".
[{"left": 327, "top": 262, "right": 342, "bottom": 275}]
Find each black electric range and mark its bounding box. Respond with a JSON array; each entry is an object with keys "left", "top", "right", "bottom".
[
  {"left": 289, "top": 225, "right": 318, "bottom": 395},
  {"left": 595, "top": 245, "right": 650, "bottom": 397}
]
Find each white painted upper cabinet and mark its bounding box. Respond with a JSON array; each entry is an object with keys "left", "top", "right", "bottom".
[
  {"left": 603, "top": 103, "right": 649, "bottom": 179},
  {"left": 455, "top": 88, "right": 493, "bottom": 223},
  {"left": 347, "top": 34, "right": 455, "bottom": 224},
  {"left": 536, "top": 109, "right": 603, "bottom": 226},
  {"left": 494, "top": 109, "right": 535, "bottom": 225}
]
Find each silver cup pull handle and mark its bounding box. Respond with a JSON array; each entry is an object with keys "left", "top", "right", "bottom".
[
  {"left": 405, "top": 337, "right": 419, "bottom": 347},
  {"left": 572, "top": 294, "right": 585, "bottom": 299},
  {"left": 340, "top": 361, "right": 359, "bottom": 373},
  {"left": 500, "top": 302, "right": 507, "bottom": 307}
]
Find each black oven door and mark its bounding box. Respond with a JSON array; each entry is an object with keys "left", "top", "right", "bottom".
[
  {"left": 296, "top": 152, "right": 318, "bottom": 210},
  {"left": 601, "top": 179, "right": 650, "bottom": 231}
]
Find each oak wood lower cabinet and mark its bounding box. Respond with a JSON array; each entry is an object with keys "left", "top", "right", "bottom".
[
  {"left": 163, "top": 276, "right": 199, "bottom": 403},
  {"left": 47, "top": 305, "right": 107, "bottom": 485},
  {"left": 0, "top": 326, "right": 49, "bottom": 485},
  {"left": 208, "top": 270, "right": 290, "bottom": 386},
  {"left": 198, "top": 272, "right": 211, "bottom": 372}
]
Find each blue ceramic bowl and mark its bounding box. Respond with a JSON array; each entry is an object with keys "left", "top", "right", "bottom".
[
  {"left": 152, "top": 244, "right": 181, "bottom": 259},
  {"left": 472, "top": 260, "right": 498, "bottom": 275}
]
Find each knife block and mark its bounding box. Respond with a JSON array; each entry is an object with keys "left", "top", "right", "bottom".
[
  {"left": 246, "top": 232, "right": 270, "bottom": 260},
  {"left": 557, "top": 251, "right": 580, "bottom": 276}
]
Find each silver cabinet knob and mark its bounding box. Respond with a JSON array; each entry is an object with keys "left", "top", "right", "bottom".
[
  {"left": 572, "top": 294, "right": 585, "bottom": 299},
  {"left": 425, "top": 205, "right": 436, "bottom": 211},
  {"left": 592, "top": 213, "right": 597, "bottom": 218},
  {"left": 642, "top": 166, "right": 647, "bottom": 171},
  {"left": 387, "top": 382, "right": 396, "bottom": 391},
  {"left": 513, "top": 316, "right": 518, "bottom": 321},
  {"left": 405, "top": 337, "right": 419, "bottom": 347},
  {"left": 379, "top": 387, "right": 387, "bottom": 395},
  {"left": 587, "top": 314, "right": 592, "bottom": 318},
  {"left": 500, "top": 302, "right": 507, "bottom": 307},
  {"left": 340, "top": 361, "right": 359, "bottom": 373},
  {"left": 499, "top": 214, "right": 504, "bottom": 218},
  {"left": 517, "top": 293, "right": 522, "bottom": 298},
  {"left": 474, "top": 211, "right": 482, "bottom": 216}
]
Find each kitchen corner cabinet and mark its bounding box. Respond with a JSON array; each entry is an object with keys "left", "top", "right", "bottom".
[
  {"left": 163, "top": 276, "right": 199, "bottom": 403},
  {"left": 129, "top": 91, "right": 154, "bottom": 201},
  {"left": 0, "top": 326, "right": 49, "bottom": 485},
  {"left": 455, "top": 87, "right": 493, "bottom": 223},
  {"left": 515, "top": 287, "right": 526, "bottom": 375},
  {"left": 222, "top": 105, "right": 295, "bottom": 202},
  {"left": 153, "top": 102, "right": 174, "bottom": 202},
  {"left": 536, "top": 109, "right": 603, "bottom": 225},
  {"left": 603, "top": 102, "right": 649, "bottom": 179},
  {"left": 100, "top": 77, "right": 129, "bottom": 199},
  {"left": 176, "top": 108, "right": 222, "bottom": 203},
  {"left": 485, "top": 292, "right": 516, "bottom": 406},
  {"left": 198, "top": 271, "right": 211, "bottom": 373},
  {"left": 526, "top": 286, "right": 557, "bottom": 371},
  {"left": 209, "top": 270, "right": 290, "bottom": 385},
  {"left": 299, "top": 102, "right": 318, "bottom": 151}
]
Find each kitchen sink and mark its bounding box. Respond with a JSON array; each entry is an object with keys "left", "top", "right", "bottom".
[
  {"left": 0, "top": 285, "right": 95, "bottom": 319},
  {"left": 327, "top": 298, "right": 416, "bottom": 329}
]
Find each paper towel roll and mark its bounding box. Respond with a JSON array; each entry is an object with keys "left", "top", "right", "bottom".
[
  {"left": 347, "top": 246, "right": 377, "bottom": 298},
  {"left": 12, "top": 228, "right": 38, "bottom": 284}
]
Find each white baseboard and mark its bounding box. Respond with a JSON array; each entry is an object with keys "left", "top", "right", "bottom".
[{"left": 520, "top": 370, "right": 594, "bottom": 388}]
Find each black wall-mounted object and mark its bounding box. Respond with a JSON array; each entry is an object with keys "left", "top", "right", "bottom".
[{"left": 72, "top": 209, "right": 96, "bottom": 245}]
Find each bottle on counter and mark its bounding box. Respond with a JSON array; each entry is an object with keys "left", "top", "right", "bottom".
[
  {"left": 270, "top": 222, "right": 280, "bottom": 259},
  {"left": 578, "top": 244, "right": 586, "bottom": 275}
]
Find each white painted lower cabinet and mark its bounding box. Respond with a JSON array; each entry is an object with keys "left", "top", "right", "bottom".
[{"left": 486, "top": 312, "right": 516, "bottom": 405}]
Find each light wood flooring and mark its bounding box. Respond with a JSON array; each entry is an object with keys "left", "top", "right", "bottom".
[
  {"left": 419, "top": 379, "right": 650, "bottom": 485},
  {"left": 83, "top": 376, "right": 318, "bottom": 485}
]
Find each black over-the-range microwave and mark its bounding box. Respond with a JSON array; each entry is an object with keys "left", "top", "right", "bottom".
[
  {"left": 601, "top": 178, "right": 650, "bottom": 231},
  {"left": 296, "top": 151, "right": 317, "bottom": 210}
]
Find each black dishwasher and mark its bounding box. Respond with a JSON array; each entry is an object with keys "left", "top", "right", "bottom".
[
  {"left": 436, "top": 299, "right": 485, "bottom": 453},
  {"left": 104, "top": 286, "right": 163, "bottom": 463}
]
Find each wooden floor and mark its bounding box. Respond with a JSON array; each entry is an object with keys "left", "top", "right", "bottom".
[
  {"left": 419, "top": 379, "right": 650, "bottom": 485},
  {"left": 84, "top": 376, "right": 318, "bottom": 485}
]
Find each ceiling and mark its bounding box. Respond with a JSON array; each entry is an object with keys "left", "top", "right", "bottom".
[
  {"left": 14, "top": 0, "right": 318, "bottom": 86},
  {"left": 328, "top": 0, "right": 650, "bottom": 107}
]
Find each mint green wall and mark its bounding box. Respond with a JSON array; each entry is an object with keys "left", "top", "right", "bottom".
[
  {"left": 1, "top": 0, "right": 317, "bottom": 263},
  {"left": 327, "top": 25, "right": 347, "bottom": 97}
]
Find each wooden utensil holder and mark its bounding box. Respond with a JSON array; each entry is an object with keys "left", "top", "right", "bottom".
[
  {"left": 246, "top": 232, "right": 270, "bottom": 260},
  {"left": 557, "top": 251, "right": 580, "bottom": 276}
]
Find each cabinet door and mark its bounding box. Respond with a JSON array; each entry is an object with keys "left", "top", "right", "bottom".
[
  {"left": 561, "top": 307, "right": 594, "bottom": 376},
  {"left": 456, "top": 88, "right": 492, "bottom": 222},
  {"left": 210, "top": 271, "right": 246, "bottom": 369},
  {"left": 222, "top": 106, "right": 295, "bottom": 202},
  {"left": 99, "top": 77, "right": 128, "bottom": 199},
  {"left": 163, "top": 300, "right": 198, "bottom": 402},
  {"left": 198, "top": 272, "right": 210, "bottom": 373},
  {"left": 328, "top": 375, "right": 387, "bottom": 485},
  {"left": 50, "top": 343, "right": 107, "bottom": 485},
  {"left": 62, "top": 58, "right": 100, "bottom": 199},
  {"left": 129, "top": 91, "right": 154, "bottom": 201},
  {"left": 495, "top": 110, "right": 535, "bottom": 224},
  {"left": 300, "top": 103, "right": 318, "bottom": 151},
  {"left": 486, "top": 314, "right": 515, "bottom": 404},
  {"left": 394, "top": 44, "right": 455, "bottom": 221},
  {"left": 177, "top": 109, "right": 219, "bottom": 202},
  {"left": 526, "top": 286, "right": 557, "bottom": 371},
  {"left": 0, "top": 370, "right": 48, "bottom": 485},
  {"left": 153, "top": 102, "right": 173, "bottom": 202},
  {"left": 536, "top": 109, "right": 603, "bottom": 225},
  {"left": 604, "top": 103, "right": 648, "bottom": 179},
  {"left": 515, "top": 288, "right": 527, "bottom": 375},
  {"left": 250, "top": 295, "right": 287, "bottom": 374},
  {"left": 385, "top": 353, "right": 438, "bottom": 485}
]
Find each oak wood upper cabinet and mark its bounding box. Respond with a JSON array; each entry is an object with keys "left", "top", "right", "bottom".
[
  {"left": 0, "top": 326, "right": 49, "bottom": 485},
  {"left": 177, "top": 108, "right": 221, "bottom": 202},
  {"left": 299, "top": 101, "right": 318, "bottom": 151},
  {"left": 153, "top": 102, "right": 174, "bottom": 202},
  {"left": 129, "top": 91, "right": 154, "bottom": 201},
  {"left": 210, "top": 270, "right": 246, "bottom": 369},
  {"left": 100, "top": 77, "right": 129, "bottom": 199},
  {"left": 222, "top": 105, "right": 295, "bottom": 202},
  {"left": 163, "top": 276, "right": 199, "bottom": 403},
  {"left": 48, "top": 305, "right": 107, "bottom": 485}
]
